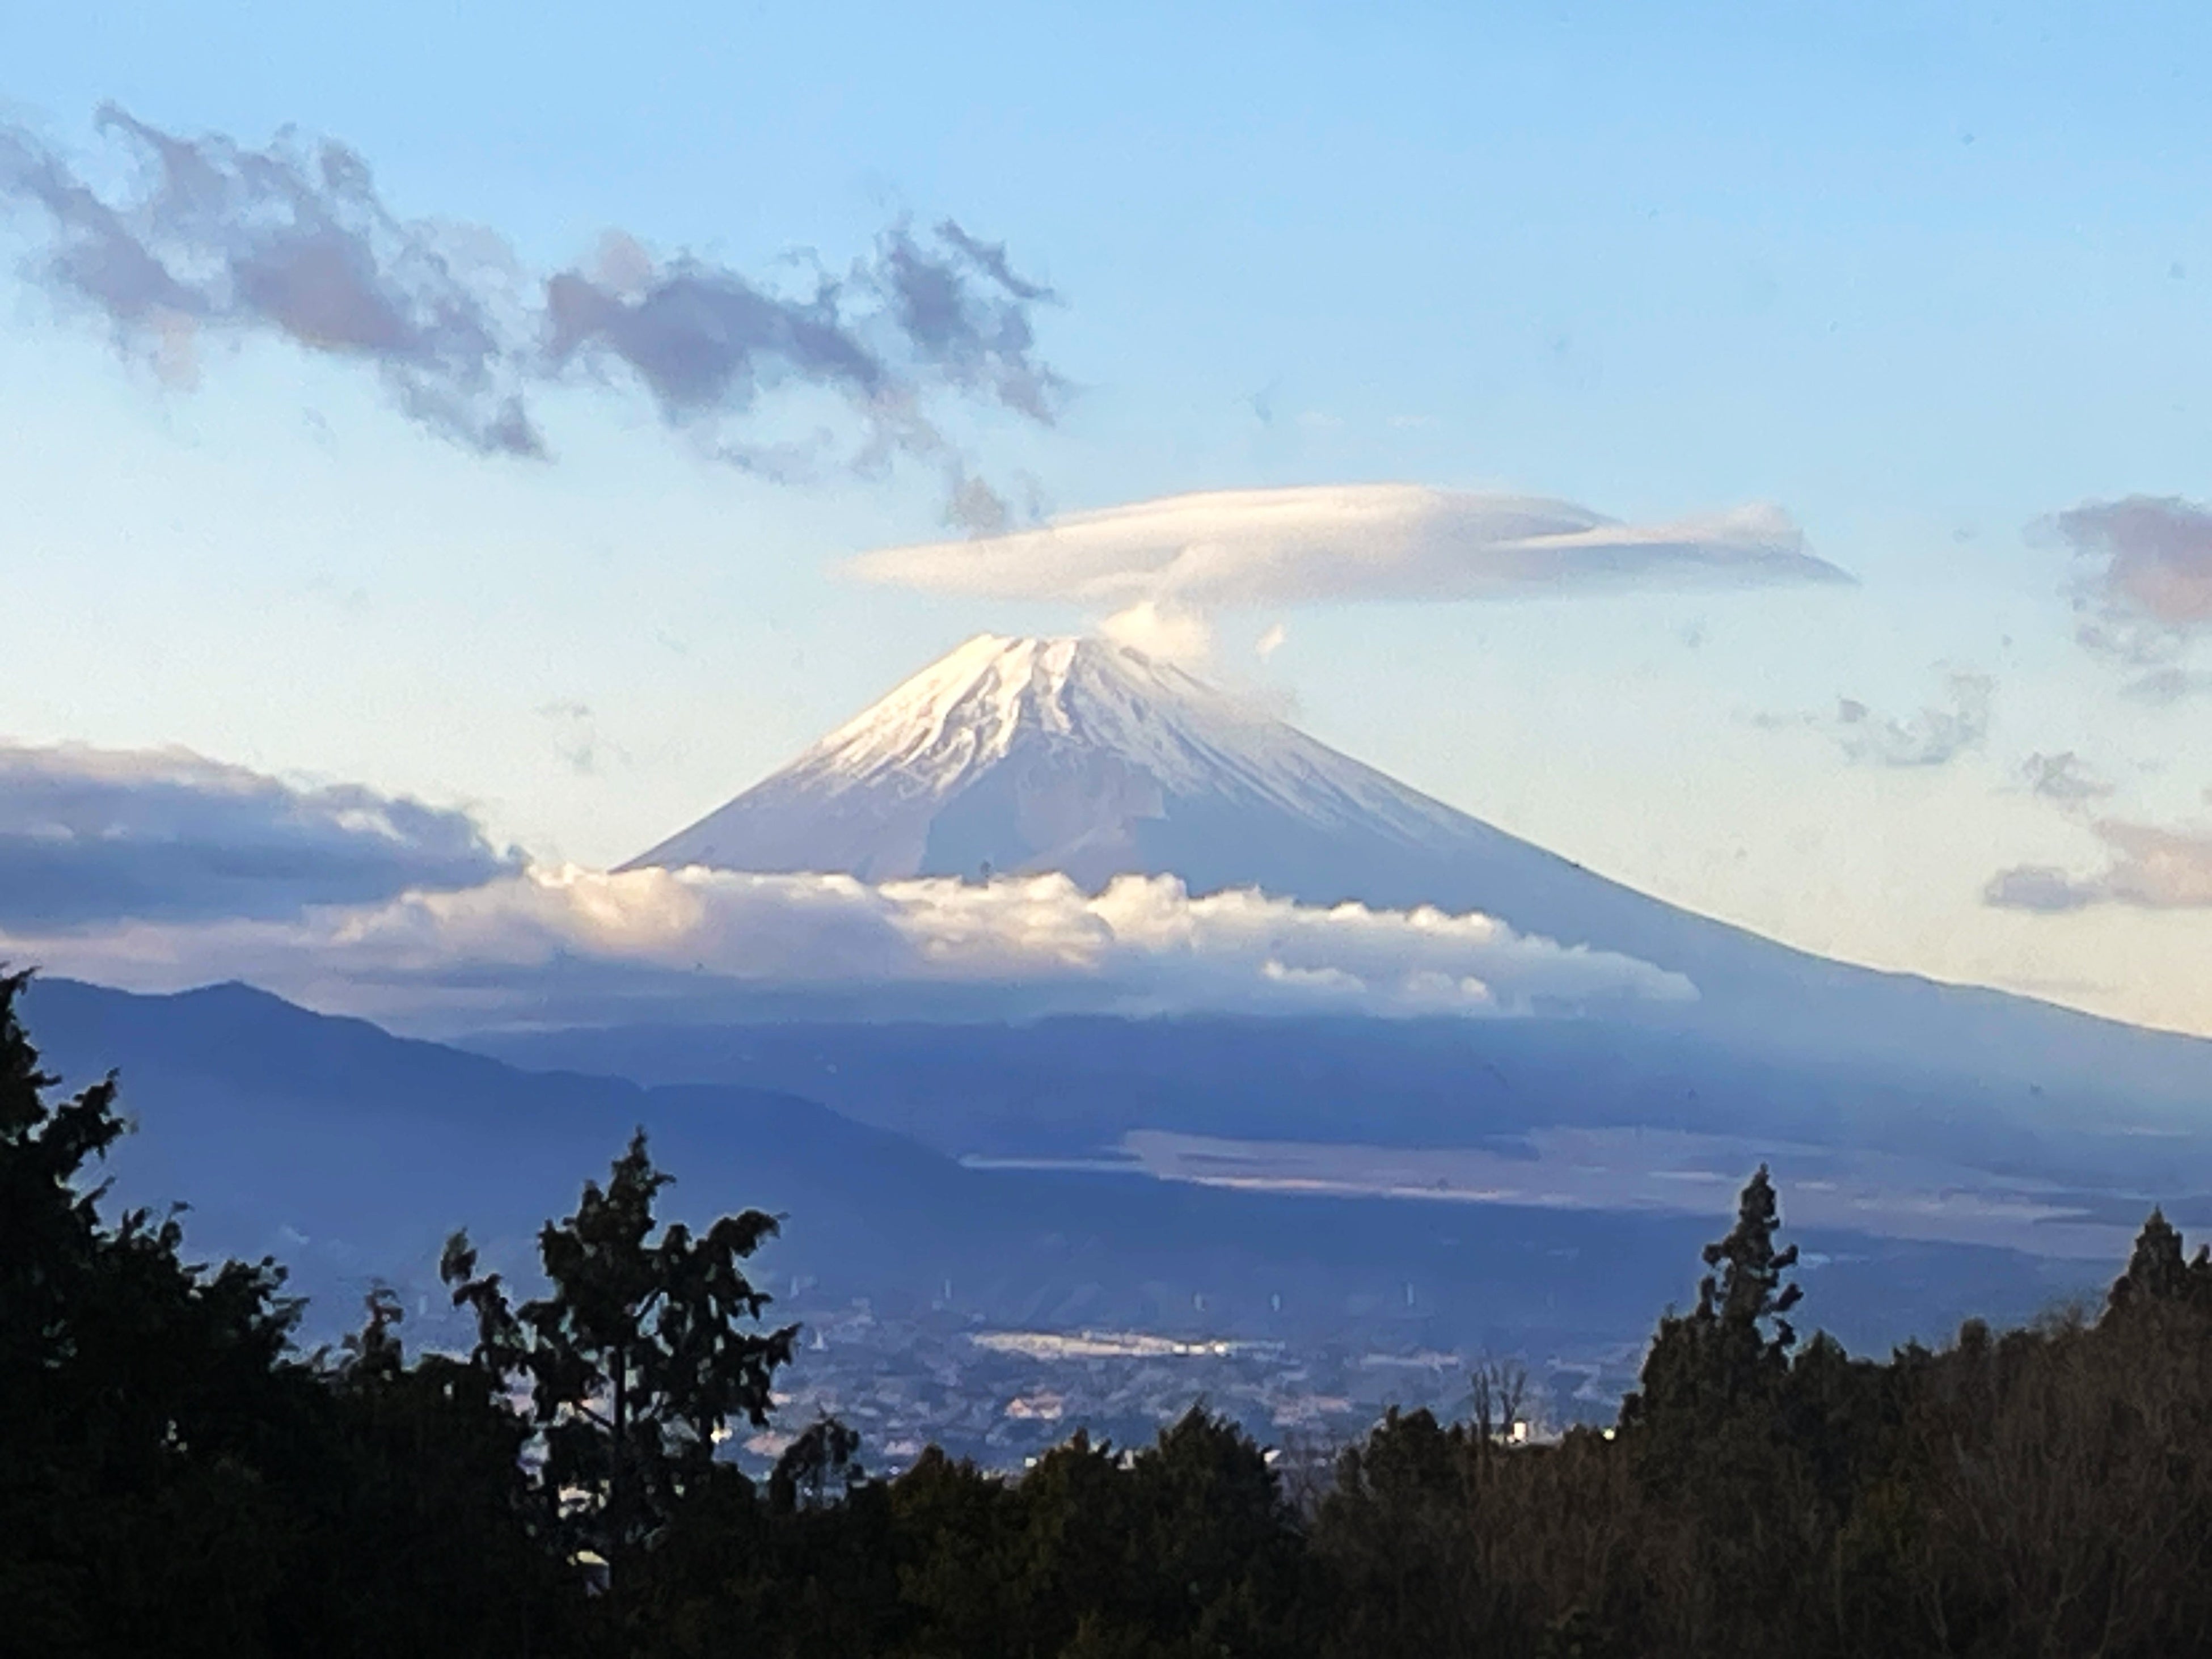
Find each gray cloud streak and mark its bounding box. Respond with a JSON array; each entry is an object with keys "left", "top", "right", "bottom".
[
  {"left": 1986, "top": 820, "right": 2212, "bottom": 914},
  {"left": 1983, "top": 865, "right": 2097, "bottom": 914},
  {"left": 0, "top": 108, "right": 1061, "bottom": 514}
]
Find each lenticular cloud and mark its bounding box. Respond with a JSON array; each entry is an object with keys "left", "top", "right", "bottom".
[
  {"left": 3, "top": 863, "right": 1695, "bottom": 1031},
  {"left": 849, "top": 484, "right": 1850, "bottom": 617}
]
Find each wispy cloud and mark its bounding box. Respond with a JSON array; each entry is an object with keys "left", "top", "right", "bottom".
[
  {"left": 0, "top": 106, "right": 1060, "bottom": 517},
  {"left": 1763, "top": 672, "right": 1994, "bottom": 769},
  {"left": 534, "top": 702, "right": 627, "bottom": 778},
  {"left": 2122, "top": 667, "right": 2212, "bottom": 706},
  {"left": 2046, "top": 495, "right": 2212, "bottom": 662},
  {"left": 0, "top": 742, "right": 517, "bottom": 929},
  {"left": 2021, "top": 750, "right": 2114, "bottom": 805},
  {"left": 544, "top": 221, "right": 1061, "bottom": 524},
  {"left": 1986, "top": 821, "right": 2212, "bottom": 913},
  {"left": 847, "top": 484, "right": 1847, "bottom": 642},
  {"left": 0, "top": 105, "right": 537, "bottom": 454}
]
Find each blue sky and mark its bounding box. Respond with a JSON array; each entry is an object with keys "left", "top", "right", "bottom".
[{"left": 5, "top": 1, "right": 2211, "bottom": 1032}]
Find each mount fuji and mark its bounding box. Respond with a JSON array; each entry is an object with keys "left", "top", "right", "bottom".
[
  {"left": 619, "top": 634, "right": 2212, "bottom": 1116},
  {"left": 624, "top": 634, "right": 1769, "bottom": 984}
]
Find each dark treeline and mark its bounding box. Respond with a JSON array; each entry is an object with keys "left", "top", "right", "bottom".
[{"left": 9, "top": 969, "right": 2212, "bottom": 1658}]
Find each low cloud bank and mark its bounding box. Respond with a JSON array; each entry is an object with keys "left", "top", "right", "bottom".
[
  {"left": 0, "top": 742, "right": 517, "bottom": 928},
  {"left": 849, "top": 484, "right": 1847, "bottom": 651},
  {"left": 3, "top": 863, "right": 1696, "bottom": 1031}
]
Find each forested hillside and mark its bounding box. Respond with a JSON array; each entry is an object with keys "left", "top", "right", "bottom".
[{"left": 9, "top": 967, "right": 2212, "bottom": 1658}]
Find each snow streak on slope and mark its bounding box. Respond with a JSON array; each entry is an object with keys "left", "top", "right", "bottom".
[{"left": 623, "top": 635, "right": 1468, "bottom": 883}]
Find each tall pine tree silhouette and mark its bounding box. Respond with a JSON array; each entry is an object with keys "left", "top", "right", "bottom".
[
  {"left": 443, "top": 1129, "right": 798, "bottom": 1589},
  {"left": 1628, "top": 1163, "right": 1802, "bottom": 1421},
  {"left": 2107, "top": 1206, "right": 2212, "bottom": 1316}
]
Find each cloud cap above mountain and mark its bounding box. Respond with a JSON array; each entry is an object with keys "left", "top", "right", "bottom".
[{"left": 847, "top": 484, "right": 1851, "bottom": 614}]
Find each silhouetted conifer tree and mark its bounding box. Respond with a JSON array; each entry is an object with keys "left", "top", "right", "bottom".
[
  {"left": 0, "top": 970, "right": 309, "bottom": 1654},
  {"left": 442, "top": 1129, "right": 799, "bottom": 1589},
  {"left": 1624, "top": 1163, "right": 1802, "bottom": 1432},
  {"left": 2108, "top": 1206, "right": 2212, "bottom": 1315},
  {"left": 772, "top": 1412, "right": 866, "bottom": 1512}
]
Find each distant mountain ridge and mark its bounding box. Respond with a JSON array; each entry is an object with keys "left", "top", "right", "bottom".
[{"left": 16, "top": 974, "right": 2091, "bottom": 1395}]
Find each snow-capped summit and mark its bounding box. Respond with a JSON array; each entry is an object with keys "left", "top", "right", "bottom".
[
  {"left": 622, "top": 633, "right": 1470, "bottom": 888},
  {"left": 741, "top": 633, "right": 1312, "bottom": 806}
]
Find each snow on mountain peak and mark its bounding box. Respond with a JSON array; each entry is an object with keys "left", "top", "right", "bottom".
[
  {"left": 621, "top": 632, "right": 1467, "bottom": 883},
  {"left": 802, "top": 634, "right": 1294, "bottom": 797}
]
